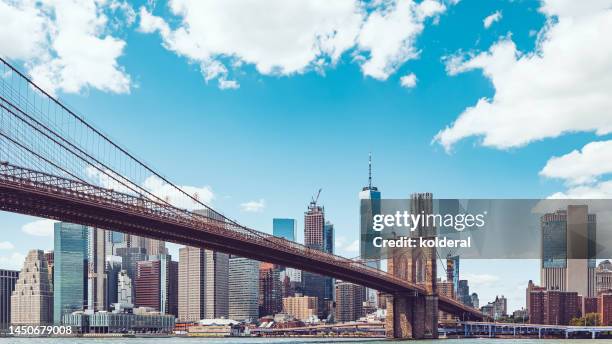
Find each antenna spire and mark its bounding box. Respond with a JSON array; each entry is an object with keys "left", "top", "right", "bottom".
[{"left": 368, "top": 152, "right": 372, "bottom": 189}]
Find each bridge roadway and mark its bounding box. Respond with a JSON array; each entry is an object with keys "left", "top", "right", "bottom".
[
  {"left": 454, "top": 321, "right": 611, "bottom": 339},
  {"left": 0, "top": 162, "right": 482, "bottom": 320}
]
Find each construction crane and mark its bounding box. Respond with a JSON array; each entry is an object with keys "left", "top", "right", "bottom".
[{"left": 309, "top": 188, "right": 322, "bottom": 208}]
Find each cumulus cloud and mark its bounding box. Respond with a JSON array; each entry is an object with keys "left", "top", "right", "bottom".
[
  {"left": 22, "top": 219, "right": 57, "bottom": 237},
  {"left": 240, "top": 199, "right": 266, "bottom": 213},
  {"left": 400, "top": 72, "right": 418, "bottom": 88},
  {"left": 463, "top": 273, "right": 500, "bottom": 288},
  {"left": 483, "top": 10, "right": 502, "bottom": 29},
  {"left": 0, "top": 241, "right": 14, "bottom": 250},
  {"left": 0, "top": 252, "right": 26, "bottom": 270},
  {"left": 0, "top": 0, "right": 134, "bottom": 95},
  {"left": 335, "top": 236, "right": 360, "bottom": 257},
  {"left": 143, "top": 175, "right": 214, "bottom": 210},
  {"left": 540, "top": 140, "right": 612, "bottom": 186},
  {"left": 434, "top": 1, "right": 612, "bottom": 151},
  {"left": 548, "top": 182, "right": 612, "bottom": 199},
  {"left": 139, "top": 0, "right": 449, "bottom": 88}
]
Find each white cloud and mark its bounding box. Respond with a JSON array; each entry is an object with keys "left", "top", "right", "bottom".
[
  {"left": 0, "top": 241, "right": 14, "bottom": 250},
  {"left": 463, "top": 273, "right": 500, "bottom": 288},
  {"left": 22, "top": 219, "right": 57, "bottom": 237},
  {"left": 357, "top": 0, "right": 445, "bottom": 80},
  {"left": 0, "top": 0, "right": 134, "bottom": 95},
  {"left": 435, "top": 1, "right": 612, "bottom": 151},
  {"left": 483, "top": 10, "right": 502, "bottom": 29},
  {"left": 0, "top": 252, "right": 26, "bottom": 271},
  {"left": 335, "top": 236, "right": 360, "bottom": 257},
  {"left": 540, "top": 140, "right": 612, "bottom": 186},
  {"left": 399, "top": 72, "right": 418, "bottom": 88},
  {"left": 548, "top": 181, "right": 612, "bottom": 199},
  {"left": 240, "top": 199, "right": 266, "bottom": 213},
  {"left": 143, "top": 175, "right": 214, "bottom": 210},
  {"left": 139, "top": 0, "right": 449, "bottom": 88}
]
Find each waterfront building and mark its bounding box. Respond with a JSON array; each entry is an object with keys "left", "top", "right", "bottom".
[
  {"left": 135, "top": 254, "right": 178, "bottom": 316},
  {"left": 0, "top": 269, "right": 19, "bottom": 328},
  {"left": 335, "top": 281, "right": 366, "bottom": 322},
  {"left": 229, "top": 256, "right": 259, "bottom": 322},
  {"left": 87, "top": 227, "right": 107, "bottom": 312},
  {"left": 437, "top": 279, "right": 455, "bottom": 321},
  {"left": 273, "top": 218, "right": 296, "bottom": 241},
  {"left": 54, "top": 222, "right": 88, "bottom": 323},
  {"left": 259, "top": 262, "right": 282, "bottom": 316},
  {"left": 583, "top": 297, "right": 597, "bottom": 315},
  {"left": 526, "top": 280, "right": 545, "bottom": 312},
  {"left": 11, "top": 250, "right": 53, "bottom": 325},
  {"left": 599, "top": 293, "right": 612, "bottom": 325},
  {"left": 63, "top": 305, "right": 175, "bottom": 334},
  {"left": 541, "top": 206, "right": 596, "bottom": 297},
  {"left": 528, "top": 289, "right": 580, "bottom": 325},
  {"left": 178, "top": 246, "right": 229, "bottom": 321},
  {"left": 117, "top": 270, "right": 133, "bottom": 306},
  {"left": 282, "top": 294, "right": 318, "bottom": 322}
]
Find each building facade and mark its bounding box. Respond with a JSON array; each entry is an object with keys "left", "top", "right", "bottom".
[
  {"left": 11, "top": 250, "right": 53, "bottom": 325},
  {"left": 282, "top": 295, "right": 318, "bottom": 322},
  {"left": 228, "top": 256, "right": 259, "bottom": 322},
  {"left": 178, "top": 246, "right": 229, "bottom": 321},
  {"left": 87, "top": 227, "right": 107, "bottom": 312},
  {"left": 541, "top": 206, "right": 596, "bottom": 297},
  {"left": 0, "top": 269, "right": 19, "bottom": 328},
  {"left": 259, "top": 262, "right": 282, "bottom": 317},
  {"left": 135, "top": 255, "right": 178, "bottom": 316},
  {"left": 272, "top": 218, "right": 296, "bottom": 241},
  {"left": 54, "top": 222, "right": 88, "bottom": 323},
  {"left": 117, "top": 270, "right": 133, "bottom": 306},
  {"left": 528, "top": 289, "right": 580, "bottom": 325},
  {"left": 335, "top": 281, "right": 366, "bottom": 323}
]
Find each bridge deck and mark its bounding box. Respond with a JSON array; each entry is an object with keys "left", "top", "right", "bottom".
[{"left": 0, "top": 162, "right": 482, "bottom": 320}]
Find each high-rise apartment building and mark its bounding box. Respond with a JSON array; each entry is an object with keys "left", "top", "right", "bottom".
[
  {"left": 135, "top": 254, "right": 178, "bottom": 316},
  {"left": 273, "top": 218, "right": 296, "bottom": 241},
  {"left": 335, "top": 281, "right": 366, "bottom": 322},
  {"left": 541, "top": 206, "right": 596, "bottom": 297},
  {"left": 528, "top": 289, "right": 580, "bottom": 325},
  {"left": 282, "top": 295, "right": 318, "bottom": 322},
  {"left": 178, "top": 246, "right": 229, "bottom": 321},
  {"left": 1, "top": 269, "right": 19, "bottom": 328},
  {"left": 259, "top": 262, "right": 282, "bottom": 316},
  {"left": 229, "top": 256, "right": 259, "bottom": 322},
  {"left": 599, "top": 293, "right": 612, "bottom": 325},
  {"left": 54, "top": 222, "right": 88, "bottom": 323},
  {"left": 304, "top": 199, "right": 324, "bottom": 250},
  {"left": 11, "top": 250, "right": 53, "bottom": 325},
  {"left": 87, "top": 227, "right": 107, "bottom": 312}
]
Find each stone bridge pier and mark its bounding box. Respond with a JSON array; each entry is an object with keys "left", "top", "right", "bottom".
[{"left": 385, "top": 292, "right": 438, "bottom": 339}]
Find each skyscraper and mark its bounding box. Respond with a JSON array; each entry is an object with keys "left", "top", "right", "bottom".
[
  {"left": 11, "top": 250, "right": 53, "bottom": 325},
  {"left": 541, "top": 206, "right": 596, "bottom": 297},
  {"left": 87, "top": 227, "right": 107, "bottom": 312},
  {"left": 259, "top": 262, "right": 282, "bottom": 316},
  {"left": 115, "top": 246, "right": 147, "bottom": 284},
  {"left": 229, "top": 256, "right": 259, "bottom": 322},
  {"left": 335, "top": 280, "right": 366, "bottom": 323},
  {"left": 273, "top": 218, "right": 296, "bottom": 241},
  {"left": 1, "top": 269, "right": 19, "bottom": 328},
  {"left": 178, "top": 246, "right": 229, "bottom": 321},
  {"left": 304, "top": 197, "right": 324, "bottom": 250},
  {"left": 359, "top": 153, "right": 382, "bottom": 305},
  {"left": 135, "top": 254, "right": 178, "bottom": 316},
  {"left": 54, "top": 222, "right": 88, "bottom": 323},
  {"left": 457, "top": 280, "right": 472, "bottom": 307},
  {"left": 105, "top": 256, "right": 122, "bottom": 309}
]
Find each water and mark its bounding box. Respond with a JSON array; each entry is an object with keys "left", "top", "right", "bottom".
[{"left": 2, "top": 339, "right": 612, "bottom": 344}]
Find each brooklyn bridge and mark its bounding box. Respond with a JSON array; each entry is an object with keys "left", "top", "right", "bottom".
[{"left": 0, "top": 57, "right": 483, "bottom": 339}]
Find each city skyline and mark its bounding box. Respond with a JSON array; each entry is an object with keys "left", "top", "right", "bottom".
[{"left": 0, "top": 0, "right": 610, "bottom": 315}]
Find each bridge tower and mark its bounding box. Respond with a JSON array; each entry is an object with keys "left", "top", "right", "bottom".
[{"left": 385, "top": 193, "right": 438, "bottom": 339}]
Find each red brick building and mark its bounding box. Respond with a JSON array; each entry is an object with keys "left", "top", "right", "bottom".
[
  {"left": 529, "top": 290, "right": 580, "bottom": 325},
  {"left": 598, "top": 293, "right": 612, "bottom": 325}
]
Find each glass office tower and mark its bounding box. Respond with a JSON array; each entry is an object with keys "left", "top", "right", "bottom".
[{"left": 54, "top": 222, "right": 88, "bottom": 323}]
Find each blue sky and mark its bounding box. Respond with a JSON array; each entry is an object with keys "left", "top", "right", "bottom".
[{"left": 1, "top": 0, "right": 611, "bottom": 312}]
